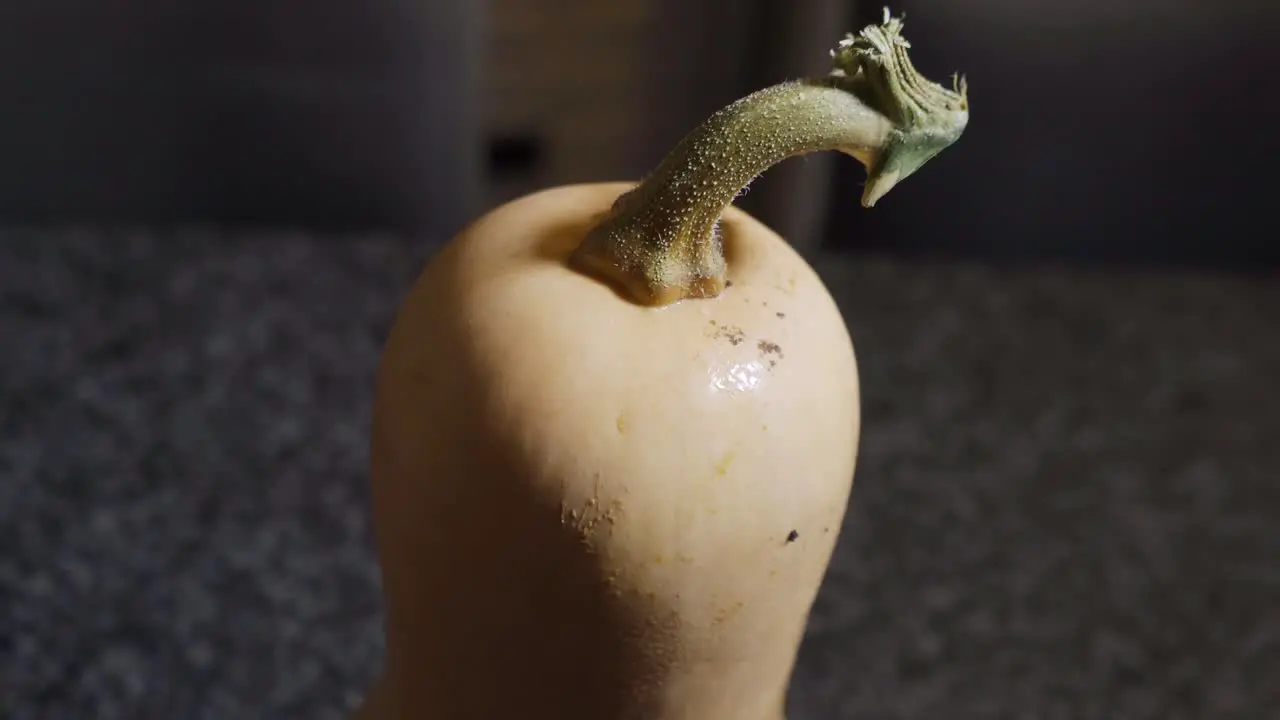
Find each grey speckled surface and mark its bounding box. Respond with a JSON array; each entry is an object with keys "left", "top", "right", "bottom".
[{"left": 2, "top": 231, "right": 1277, "bottom": 719}]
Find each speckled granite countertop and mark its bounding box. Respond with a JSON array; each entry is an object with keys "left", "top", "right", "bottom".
[{"left": 2, "top": 231, "right": 1276, "bottom": 719}]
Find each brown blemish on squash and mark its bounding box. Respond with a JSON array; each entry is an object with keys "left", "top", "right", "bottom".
[
  {"left": 757, "top": 339, "right": 783, "bottom": 357},
  {"left": 709, "top": 324, "right": 746, "bottom": 346},
  {"left": 757, "top": 339, "right": 783, "bottom": 368},
  {"left": 776, "top": 311, "right": 786, "bottom": 319},
  {"left": 713, "top": 601, "right": 746, "bottom": 625}
]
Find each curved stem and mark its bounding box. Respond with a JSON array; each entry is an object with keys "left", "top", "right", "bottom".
[{"left": 569, "top": 9, "right": 971, "bottom": 307}]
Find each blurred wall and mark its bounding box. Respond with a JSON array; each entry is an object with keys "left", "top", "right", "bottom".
[
  {"left": 483, "top": 0, "right": 671, "bottom": 206},
  {"left": 828, "top": 0, "right": 1280, "bottom": 270},
  {"left": 0, "top": 1, "right": 482, "bottom": 236}
]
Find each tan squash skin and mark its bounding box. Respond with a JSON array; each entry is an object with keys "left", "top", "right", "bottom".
[
  {"left": 361, "top": 182, "right": 858, "bottom": 720},
  {"left": 354, "top": 13, "right": 969, "bottom": 719}
]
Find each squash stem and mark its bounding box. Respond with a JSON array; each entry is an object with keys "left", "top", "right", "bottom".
[{"left": 569, "top": 9, "right": 971, "bottom": 307}]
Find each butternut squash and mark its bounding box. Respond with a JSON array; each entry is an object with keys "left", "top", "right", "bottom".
[{"left": 356, "top": 11, "right": 968, "bottom": 719}]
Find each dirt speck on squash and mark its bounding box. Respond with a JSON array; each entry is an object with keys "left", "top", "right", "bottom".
[
  {"left": 757, "top": 339, "right": 783, "bottom": 368},
  {"left": 710, "top": 324, "right": 746, "bottom": 346}
]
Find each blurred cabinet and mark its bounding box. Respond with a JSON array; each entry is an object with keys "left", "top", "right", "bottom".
[{"left": 481, "top": 0, "right": 657, "bottom": 205}]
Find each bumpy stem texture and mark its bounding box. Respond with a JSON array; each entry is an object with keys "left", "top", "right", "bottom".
[{"left": 570, "top": 8, "right": 970, "bottom": 306}]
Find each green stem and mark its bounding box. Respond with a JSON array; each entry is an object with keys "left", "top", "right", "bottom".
[{"left": 569, "top": 9, "right": 971, "bottom": 307}]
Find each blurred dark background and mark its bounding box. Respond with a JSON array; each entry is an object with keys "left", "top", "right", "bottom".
[
  {"left": 0, "top": 0, "right": 484, "bottom": 236},
  {"left": 0, "top": 0, "right": 1276, "bottom": 265},
  {"left": 1, "top": 1, "right": 1277, "bottom": 718},
  {"left": 826, "top": 1, "right": 1280, "bottom": 270}
]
